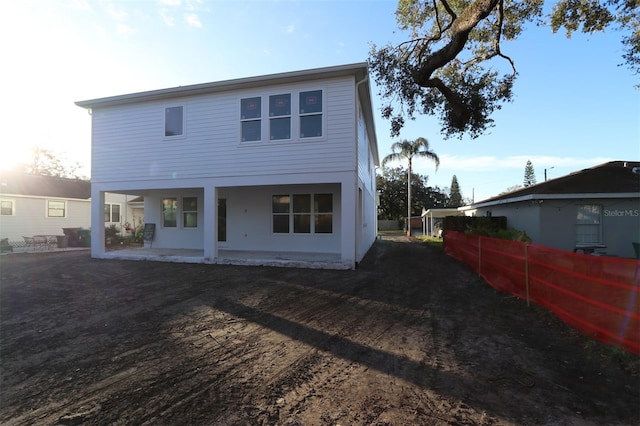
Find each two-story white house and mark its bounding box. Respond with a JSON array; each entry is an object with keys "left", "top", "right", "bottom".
[{"left": 76, "top": 63, "right": 380, "bottom": 269}]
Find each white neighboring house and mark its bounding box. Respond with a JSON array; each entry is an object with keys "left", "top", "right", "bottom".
[
  {"left": 76, "top": 63, "right": 380, "bottom": 269},
  {"left": 0, "top": 172, "right": 91, "bottom": 244},
  {"left": 0, "top": 172, "right": 143, "bottom": 247}
]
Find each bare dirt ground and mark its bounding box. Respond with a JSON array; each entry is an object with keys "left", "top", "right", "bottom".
[{"left": 1, "top": 237, "right": 638, "bottom": 425}]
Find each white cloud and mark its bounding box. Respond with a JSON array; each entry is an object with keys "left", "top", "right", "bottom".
[
  {"left": 184, "top": 12, "right": 202, "bottom": 28},
  {"left": 283, "top": 24, "right": 295, "bottom": 34},
  {"left": 159, "top": 0, "right": 182, "bottom": 6},
  {"left": 116, "top": 23, "right": 136, "bottom": 35},
  {"left": 159, "top": 8, "right": 175, "bottom": 26},
  {"left": 106, "top": 3, "right": 128, "bottom": 21},
  {"left": 62, "top": 0, "right": 90, "bottom": 10}
]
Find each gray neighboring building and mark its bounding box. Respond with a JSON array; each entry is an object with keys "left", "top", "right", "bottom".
[{"left": 460, "top": 161, "right": 640, "bottom": 259}]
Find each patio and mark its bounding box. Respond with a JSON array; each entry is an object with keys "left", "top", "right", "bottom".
[{"left": 101, "top": 247, "right": 346, "bottom": 269}]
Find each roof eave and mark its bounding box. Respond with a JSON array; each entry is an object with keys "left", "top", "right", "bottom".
[
  {"left": 468, "top": 192, "right": 640, "bottom": 209},
  {"left": 76, "top": 62, "right": 369, "bottom": 109}
]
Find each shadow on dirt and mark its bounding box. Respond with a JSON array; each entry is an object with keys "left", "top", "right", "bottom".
[{"left": 1, "top": 239, "right": 638, "bottom": 425}]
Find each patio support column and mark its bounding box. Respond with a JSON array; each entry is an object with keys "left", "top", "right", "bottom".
[
  {"left": 341, "top": 177, "right": 357, "bottom": 268},
  {"left": 91, "top": 188, "right": 105, "bottom": 258},
  {"left": 203, "top": 185, "right": 216, "bottom": 263}
]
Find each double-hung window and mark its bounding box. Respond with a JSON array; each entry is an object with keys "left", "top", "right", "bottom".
[
  {"left": 162, "top": 197, "right": 198, "bottom": 228},
  {"left": 269, "top": 94, "right": 291, "bottom": 140},
  {"left": 47, "top": 200, "right": 66, "bottom": 218},
  {"left": 104, "top": 203, "right": 121, "bottom": 223},
  {"left": 272, "top": 195, "right": 290, "bottom": 233},
  {"left": 183, "top": 197, "right": 198, "bottom": 228},
  {"left": 240, "top": 89, "right": 323, "bottom": 143},
  {"left": 162, "top": 198, "right": 178, "bottom": 228},
  {"left": 314, "top": 193, "right": 333, "bottom": 233},
  {"left": 272, "top": 193, "right": 333, "bottom": 234},
  {"left": 165, "top": 106, "right": 184, "bottom": 137},
  {"left": 293, "top": 194, "right": 311, "bottom": 233},
  {"left": 241, "top": 97, "right": 261, "bottom": 142},
  {"left": 576, "top": 204, "right": 602, "bottom": 244},
  {"left": 1, "top": 200, "right": 14, "bottom": 216},
  {"left": 299, "top": 90, "right": 323, "bottom": 138}
]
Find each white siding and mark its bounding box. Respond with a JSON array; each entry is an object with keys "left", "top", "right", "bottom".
[
  {"left": 91, "top": 77, "right": 357, "bottom": 184},
  {"left": 355, "top": 98, "right": 377, "bottom": 261},
  {"left": 140, "top": 184, "right": 341, "bottom": 254},
  {"left": 0, "top": 196, "right": 90, "bottom": 242}
]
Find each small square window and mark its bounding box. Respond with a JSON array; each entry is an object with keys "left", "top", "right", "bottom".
[
  {"left": 241, "top": 97, "right": 261, "bottom": 119},
  {"left": 272, "top": 195, "right": 290, "bottom": 213},
  {"left": 300, "top": 115, "right": 322, "bottom": 138},
  {"left": 299, "top": 90, "right": 322, "bottom": 114},
  {"left": 315, "top": 214, "right": 333, "bottom": 233},
  {"left": 165, "top": 106, "right": 184, "bottom": 137},
  {"left": 1, "top": 200, "right": 14, "bottom": 216},
  {"left": 242, "top": 120, "right": 261, "bottom": 142},
  {"left": 273, "top": 215, "right": 289, "bottom": 233},
  {"left": 269, "top": 94, "right": 291, "bottom": 117},
  {"left": 48, "top": 200, "right": 66, "bottom": 218},
  {"left": 270, "top": 117, "right": 291, "bottom": 140}
]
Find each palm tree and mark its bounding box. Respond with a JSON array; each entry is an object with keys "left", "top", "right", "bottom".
[{"left": 382, "top": 137, "right": 440, "bottom": 237}]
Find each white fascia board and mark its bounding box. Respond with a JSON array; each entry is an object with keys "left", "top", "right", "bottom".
[
  {"left": 76, "top": 62, "right": 369, "bottom": 109},
  {"left": 470, "top": 192, "right": 640, "bottom": 209}
]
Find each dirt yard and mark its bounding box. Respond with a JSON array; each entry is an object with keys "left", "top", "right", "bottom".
[{"left": 1, "top": 237, "right": 638, "bottom": 425}]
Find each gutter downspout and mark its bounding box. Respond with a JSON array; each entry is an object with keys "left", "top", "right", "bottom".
[{"left": 354, "top": 72, "right": 368, "bottom": 267}]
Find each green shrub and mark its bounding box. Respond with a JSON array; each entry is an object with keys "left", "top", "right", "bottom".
[{"left": 466, "top": 225, "right": 531, "bottom": 243}]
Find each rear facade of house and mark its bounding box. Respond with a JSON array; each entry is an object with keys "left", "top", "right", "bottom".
[{"left": 76, "top": 63, "right": 380, "bottom": 269}]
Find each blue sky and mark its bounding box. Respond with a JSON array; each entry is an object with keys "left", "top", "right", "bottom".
[{"left": 2, "top": 0, "right": 638, "bottom": 202}]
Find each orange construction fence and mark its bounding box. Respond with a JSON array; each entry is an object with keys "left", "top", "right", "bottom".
[{"left": 444, "top": 231, "right": 640, "bottom": 355}]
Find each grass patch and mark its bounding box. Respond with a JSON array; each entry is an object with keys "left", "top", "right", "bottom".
[{"left": 415, "top": 235, "right": 444, "bottom": 248}]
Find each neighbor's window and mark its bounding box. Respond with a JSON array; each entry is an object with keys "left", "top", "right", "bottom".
[
  {"left": 299, "top": 90, "right": 323, "bottom": 138},
  {"left": 269, "top": 93, "right": 291, "bottom": 140},
  {"left": 241, "top": 97, "right": 261, "bottom": 142},
  {"left": 0, "top": 200, "right": 14, "bottom": 216},
  {"left": 165, "top": 106, "right": 184, "bottom": 137},
  {"left": 576, "top": 204, "right": 601, "bottom": 244},
  {"left": 162, "top": 198, "right": 178, "bottom": 227},
  {"left": 104, "top": 203, "right": 121, "bottom": 223},
  {"left": 183, "top": 197, "right": 198, "bottom": 228},
  {"left": 272, "top": 193, "right": 333, "bottom": 234},
  {"left": 47, "top": 200, "right": 66, "bottom": 218},
  {"left": 272, "top": 195, "right": 290, "bottom": 233}
]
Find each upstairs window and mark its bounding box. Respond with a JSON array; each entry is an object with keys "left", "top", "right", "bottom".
[
  {"left": 165, "top": 106, "right": 184, "bottom": 137},
  {"left": 241, "top": 97, "right": 261, "bottom": 142},
  {"left": 269, "top": 94, "right": 291, "bottom": 140},
  {"left": 1, "top": 200, "right": 14, "bottom": 216},
  {"left": 47, "top": 200, "right": 66, "bottom": 218},
  {"left": 299, "top": 90, "right": 323, "bottom": 138}
]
